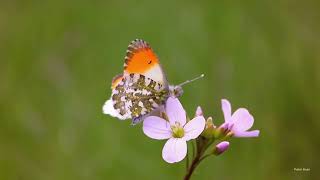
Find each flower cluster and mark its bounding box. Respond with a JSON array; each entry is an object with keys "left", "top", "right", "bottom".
[
  {"left": 143, "top": 97, "right": 259, "bottom": 164},
  {"left": 142, "top": 97, "right": 259, "bottom": 179}
]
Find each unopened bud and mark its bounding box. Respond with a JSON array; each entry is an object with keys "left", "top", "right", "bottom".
[
  {"left": 213, "top": 141, "right": 230, "bottom": 155},
  {"left": 201, "top": 117, "right": 216, "bottom": 139},
  {"left": 195, "top": 106, "right": 203, "bottom": 117}
]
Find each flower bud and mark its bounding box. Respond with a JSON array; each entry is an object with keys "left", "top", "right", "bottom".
[
  {"left": 195, "top": 106, "right": 203, "bottom": 117},
  {"left": 201, "top": 117, "right": 216, "bottom": 139},
  {"left": 213, "top": 141, "right": 230, "bottom": 155}
]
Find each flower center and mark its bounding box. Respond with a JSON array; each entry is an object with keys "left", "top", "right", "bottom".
[{"left": 171, "top": 122, "right": 185, "bottom": 138}]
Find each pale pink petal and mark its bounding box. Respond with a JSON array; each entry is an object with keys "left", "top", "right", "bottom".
[
  {"left": 233, "top": 130, "right": 260, "bottom": 137},
  {"left": 183, "top": 116, "right": 206, "bottom": 141},
  {"left": 162, "top": 138, "right": 187, "bottom": 163},
  {"left": 219, "top": 122, "right": 229, "bottom": 130},
  {"left": 221, "top": 99, "right": 232, "bottom": 122},
  {"left": 231, "top": 108, "right": 254, "bottom": 131},
  {"left": 165, "top": 97, "right": 186, "bottom": 125},
  {"left": 143, "top": 116, "right": 172, "bottom": 140}
]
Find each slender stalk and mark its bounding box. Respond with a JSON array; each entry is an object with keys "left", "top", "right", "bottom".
[
  {"left": 199, "top": 154, "right": 211, "bottom": 163},
  {"left": 184, "top": 152, "right": 201, "bottom": 180},
  {"left": 192, "top": 141, "right": 195, "bottom": 158},
  {"left": 186, "top": 145, "right": 189, "bottom": 170},
  {"left": 184, "top": 137, "right": 210, "bottom": 180}
]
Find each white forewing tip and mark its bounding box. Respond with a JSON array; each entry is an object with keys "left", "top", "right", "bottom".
[{"left": 103, "top": 99, "right": 115, "bottom": 115}]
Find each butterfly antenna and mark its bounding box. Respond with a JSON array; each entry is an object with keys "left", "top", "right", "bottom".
[{"left": 177, "top": 74, "right": 205, "bottom": 87}]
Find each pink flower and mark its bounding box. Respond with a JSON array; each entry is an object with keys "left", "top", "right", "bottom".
[
  {"left": 143, "top": 97, "right": 206, "bottom": 163},
  {"left": 221, "top": 99, "right": 260, "bottom": 137}
]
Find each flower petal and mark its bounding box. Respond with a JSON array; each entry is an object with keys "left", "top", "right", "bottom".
[
  {"left": 143, "top": 116, "right": 172, "bottom": 140},
  {"left": 231, "top": 108, "right": 254, "bottom": 131},
  {"left": 162, "top": 138, "right": 187, "bottom": 163},
  {"left": 233, "top": 130, "right": 260, "bottom": 137},
  {"left": 221, "top": 99, "right": 232, "bottom": 122},
  {"left": 165, "top": 97, "right": 186, "bottom": 125},
  {"left": 183, "top": 116, "right": 206, "bottom": 141}
]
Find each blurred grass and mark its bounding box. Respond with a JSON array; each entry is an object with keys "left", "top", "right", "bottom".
[{"left": 0, "top": 0, "right": 319, "bottom": 179}]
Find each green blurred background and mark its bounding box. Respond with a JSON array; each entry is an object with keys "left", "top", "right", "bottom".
[{"left": 1, "top": 0, "right": 319, "bottom": 179}]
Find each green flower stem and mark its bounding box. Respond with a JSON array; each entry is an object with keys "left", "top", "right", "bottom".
[
  {"left": 184, "top": 151, "right": 202, "bottom": 180},
  {"left": 186, "top": 148, "right": 189, "bottom": 170},
  {"left": 184, "top": 132, "right": 231, "bottom": 179},
  {"left": 184, "top": 137, "right": 212, "bottom": 180},
  {"left": 192, "top": 141, "right": 196, "bottom": 159}
]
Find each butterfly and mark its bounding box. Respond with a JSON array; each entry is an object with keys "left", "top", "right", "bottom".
[{"left": 103, "top": 39, "right": 204, "bottom": 124}]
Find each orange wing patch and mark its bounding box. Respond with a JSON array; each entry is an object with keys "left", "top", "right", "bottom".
[
  {"left": 111, "top": 74, "right": 123, "bottom": 89},
  {"left": 124, "top": 39, "right": 159, "bottom": 74}
]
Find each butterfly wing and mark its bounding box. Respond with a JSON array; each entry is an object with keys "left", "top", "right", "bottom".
[
  {"left": 103, "top": 39, "right": 169, "bottom": 122},
  {"left": 103, "top": 74, "right": 125, "bottom": 119},
  {"left": 109, "top": 73, "right": 168, "bottom": 120},
  {"left": 124, "top": 39, "right": 168, "bottom": 88}
]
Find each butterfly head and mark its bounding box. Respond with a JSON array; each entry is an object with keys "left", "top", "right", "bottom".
[{"left": 169, "top": 85, "right": 184, "bottom": 98}]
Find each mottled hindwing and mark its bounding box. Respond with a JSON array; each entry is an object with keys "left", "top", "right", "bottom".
[{"left": 111, "top": 73, "right": 169, "bottom": 120}]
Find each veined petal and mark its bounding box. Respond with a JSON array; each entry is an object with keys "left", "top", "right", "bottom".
[
  {"left": 231, "top": 108, "right": 254, "bottom": 131},
  {"left": 221, "top": 99, "right": 232, "bottom": 122},
  {"left": 143, "top": 116, "right": 172, "bottom": 140},
  {"left": 162, "top": 138, "right": 187, "bottom": 163},
  {"left": 183, "top": 116, "right": 206, "bottom": 141},
  {"left": 165, "top": 97, "right": 186, "bottom": 125},
  {"left": 233, "top": 130, "right": 260, "bottom": 137}
]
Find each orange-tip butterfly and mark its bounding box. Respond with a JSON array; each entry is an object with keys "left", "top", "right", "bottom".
[{"left": 103, "top": 39, "right": 204, "bottom": 124}]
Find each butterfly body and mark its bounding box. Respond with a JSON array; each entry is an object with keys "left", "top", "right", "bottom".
[{"left": 103, "top": 39, "right": 176, "bottom": 124}]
